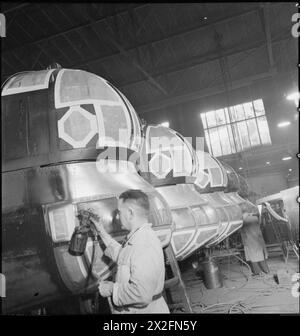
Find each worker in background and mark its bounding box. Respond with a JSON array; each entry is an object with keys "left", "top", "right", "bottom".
[
  {"left": 91, "top": 189, "right": 170, "bottom": 314},
  {"left": 240, "top": 203, "right": 270, "bottom": 276}
]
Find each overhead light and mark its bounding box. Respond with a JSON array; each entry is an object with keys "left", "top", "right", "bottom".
[
  {"left": 289, "top": 168, "right": 292, "bottom": 172},
  {"left": 160, "top": 121, "right": 169, "bottom": 128},
  {"left": 282, "top": 156, "right": 292, "bottom": 161},
  {"left": 191, "top": 260, "right": 199, "bottom": 269},
  {"left": 277, "top": 121, "right": 291, "bottom": 128},
  {"left": 160, "top": 121, "right": 169, "bottom": 127},
  {"left": 266, "top": 161, "right": 270, "bottom": 165},
  {"left": 239, "top": 167, "right": 243, "bottom": 170},
  {"left": 286, "top": 92, "right": 299, "bottom": 107}
]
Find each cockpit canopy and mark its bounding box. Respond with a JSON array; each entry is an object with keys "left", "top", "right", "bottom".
[
  {"left": 194, "top": 150, "right": 228, "bottom": 192},
  {"left": 139, "top": 125, "right": 197, "bottom": 186},
  {"left": 220, "top": 161, "right": 241, "bottom": 192},
  {"left": 2, "top": 69, "right": 142, "bottom": 171},
  {"left": 54, "top": 69, "right": 142, "bottom": 152}
]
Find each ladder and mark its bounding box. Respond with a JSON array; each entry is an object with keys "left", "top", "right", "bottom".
[
  {"left": 163, "top": 244, "right": 193, "bottom": 313},
  {"left": 263, "top": 204, "right": 299, "bottom": 262},
  {"left": 264, "top": 211, "right": 289, "bottom": 262}
]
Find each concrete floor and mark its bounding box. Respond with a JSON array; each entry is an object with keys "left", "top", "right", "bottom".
[{"left": 171, "top": 255, "right": 299, "bottom": 314}]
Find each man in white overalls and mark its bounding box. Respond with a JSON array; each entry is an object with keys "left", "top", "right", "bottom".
[
  {"left": 240, "top": 204, "right": 269, "bottom": 276},
  {"left": 91, "top": 189, "right": 170, "bottom": 314}
]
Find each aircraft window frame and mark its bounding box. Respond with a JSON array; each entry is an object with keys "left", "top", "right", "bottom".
[
  {"left": 201, "top": 205, "right": 219, "bottom": 224},
  {"left": 54, "top": 69, "right": 122, "bottom": 108},
  {"left": 54, "top": 70, "right": 139, "bottom": 150},
  {"left": 2, "top": 70, "right": 55, "bottom": 96},
  {"left": 112, "top": 86, "right": 142, "bottom": 152},
  {"left": 190, "top": 206, "right": 210, "bottom": 226},
  {"left": 76, "top": 197, "right": 127, "bottom": 236},
  {"left": 171, "top": 208, "right": 196, "bottom": 229},
  {"left": 149, "top": 193, "right": 173, "bottom": 227}
]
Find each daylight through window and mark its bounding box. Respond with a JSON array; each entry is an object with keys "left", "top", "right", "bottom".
[{"left": 201, "top": 99, "right": 271, "bottom": 157}]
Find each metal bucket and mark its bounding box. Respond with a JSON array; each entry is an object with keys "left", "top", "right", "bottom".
[{"left": 202, "top": 259, "right": 223, "bottom": 289}]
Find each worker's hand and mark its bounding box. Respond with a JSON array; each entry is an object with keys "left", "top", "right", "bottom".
[
  {"left": 89, "top": 211, "right": 114, "bottom": 247},
  {"left": 89, "top": 216, "right": 107, "bottom": 235},
  {"left": 98, "top": 280, "right": 114, "bottom": 297}
]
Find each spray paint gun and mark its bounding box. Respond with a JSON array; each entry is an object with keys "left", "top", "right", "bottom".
[{"left": 69, "top": 209, "right": 100, "bottom": 256}]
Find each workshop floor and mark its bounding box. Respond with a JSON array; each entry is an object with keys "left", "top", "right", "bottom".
[{"left": 171, "top": 255, "right": 299, "bottom": 314}]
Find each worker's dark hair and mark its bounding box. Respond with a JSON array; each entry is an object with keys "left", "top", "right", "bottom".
[{"left": 119, "top": 189, "right": 150, "bottom": 213}]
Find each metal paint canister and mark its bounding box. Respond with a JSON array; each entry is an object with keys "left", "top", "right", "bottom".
[
  {"left": 202, "top": 258, "right": 223, "bottom": 289},
  {"left": 68, "top": 227, "right": 88, "bottom": 256}
]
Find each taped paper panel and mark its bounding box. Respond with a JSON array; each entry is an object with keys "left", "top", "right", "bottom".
[
  {"left": 202, "top": 205, "right": 219, "bottom": 224},
  {"left": 52, "top": 209, "right": 68, "bottom": 240},
  {"left": 118, "top": 90, "right": 142, "bottom": 151},
  {"left": 54, "top": 69, "right": 122, "bottom": 108},
  {"left": 57, "top": 105, "right": 97, "bottom": 149},
  {"left": 102, "top": 105, "right": 131, "bottom": 146},
  {"left": 2, "top": 69, "right": 55, "bottom": 96},
  {"left": 49, "top": 204, "right": 76, "bottom": 243},
  {"left": 95, "top": 104, "right": 131, "bottom": 148},
  {"left": 215, "top": 208, "right": 229, "bottom": 222},
  {"left": 172, "top": 208, "right": 196, "bottom": 229},
  {"left": 172, "top": 231, "right": 194, "bottom": 255},
  {"left": 191, "top": 206, "right": 209, "bottom": 225},
  {"left": 145, "top": 125, "right": 182, "bottom": 154},
  {"left": 172, "top": 145, "right": 194, "bottom": 177},
  {"left": 196, "top": 151, "right": 226, "bottom": 188},
  {"left": 146, "top": 125, "right": 196, "bottom": 178},
  {"left": 64, "top": 109, "right": 93, "bottom": 141},
  {"left": 196, "top": 228, "right": 218, "bottom": 245}
]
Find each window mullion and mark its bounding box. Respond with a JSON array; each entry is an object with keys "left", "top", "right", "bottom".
[
  {"left": 200, "top": 99, "right": 269, "bottom": 157},
  {"left": 204, "top": 112, "right": 208, "bottom": 131},
  {"left": 252, "top": 102, "right": 263, "bottom": 145},
  {"left": 244, "top": 118, "right": 253, "bottom": 149},
  {"left": 227, "top": 107, "right": 238, "bottom": 153},
  {"left": 216, "top": 126, "right": 224, "bottom": 156}
]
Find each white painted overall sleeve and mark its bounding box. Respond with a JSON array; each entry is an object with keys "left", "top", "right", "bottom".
[
  {"left": 104, "top": 237, "right": 122, "bottom": 263},
  {"left": 112, "top": 244, "right": 160, "bottom": 307}
]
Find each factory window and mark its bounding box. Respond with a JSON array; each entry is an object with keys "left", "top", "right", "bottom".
[{"left": 201, "top": 99, "right": 271, "bottom": 157}]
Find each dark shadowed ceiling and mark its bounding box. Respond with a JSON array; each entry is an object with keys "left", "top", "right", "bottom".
[
  {"left": 1, "top": 3, "right": 297, "bottom": 108},
  {"left": 1, "top": 2, "right": 298, "bottom": 186}
]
